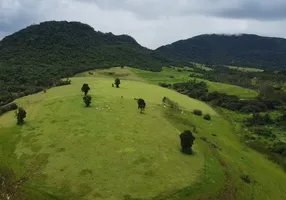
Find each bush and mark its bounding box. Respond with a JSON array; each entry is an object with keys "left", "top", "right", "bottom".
[
  {"left": 83, "top": 95, "right": 92, "bottom": 107},
  {"left": 0, "top": 103, "right": 18, "bottom": 115},
  {"left": 193, "top": 109, "right": 203, "bottom": 116},
  {"left": 203, "top": 114, "right": 211, "bottom": 120},
  {"left": 180, "top": 130, "right": 195, "bottom": 154},
  {"left": 159, "top": 83, "right": 172, "bottom": 88},
  {"left": 240, "top": 174, "right": 251, "bottom": 183},
  {"left": 16, "top": 107, "right": 27, "bottom": 125}
]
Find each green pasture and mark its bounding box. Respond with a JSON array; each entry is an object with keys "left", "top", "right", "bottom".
[{"left": 0, "top": 68, "right": 285, "bottom": 200}]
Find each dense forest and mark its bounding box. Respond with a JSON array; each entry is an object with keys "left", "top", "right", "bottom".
[
  {"left": 156, "top": 34, "right": 286, "bottom": 69},
  {"left": 2, "top": 21, "right": 286, "bottom": 106},
  {"left": 0, "top": 21, "right": 183, "bottom": 106}
]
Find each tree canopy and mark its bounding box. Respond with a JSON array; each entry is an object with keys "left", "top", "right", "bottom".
[{"left": 156, "top": 34, "right": 286, "bottom": 69}]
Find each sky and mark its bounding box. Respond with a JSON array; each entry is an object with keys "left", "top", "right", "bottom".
[{"left": 1, "top": 0, "right": 286, "bottom": 49}]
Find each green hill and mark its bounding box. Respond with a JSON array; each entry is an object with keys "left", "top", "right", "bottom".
[
  {"left": 156, "top": 34, "right": 286, "bottom": 69},
  {"left": 1, "top": 68, "right": 286, "bottom": 200},
  {"left": 0, "top": 21, "right": 180, "bottom": 106}
]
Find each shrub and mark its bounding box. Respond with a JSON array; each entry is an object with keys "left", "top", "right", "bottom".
[
  {"left": 83, "top": 95, "right": 92, "bottom": 107},
  {"left": 81, "top": 83, "right": 90, "bottom": 96},
  {"left": 240, "top": 174, "right": 251, "bottom": 183},
  {"left": 180, "top": 130, "right": 195, "bottom": 154},
  {"left": 0, "top": 103, "right": 18, "bottom": 115},
  {"left": 16, "top": 107, "right": 27, "bottom": 125},
  {"left": 137, "top": 98, "right": 146, "bottom": 113},
  {"left": 115, "top": 78, "right": 121, "bottom": 88},
  {"left": 203, "top": 114, "right": 211, "bottom": 120},
  {"left": 159, "top": 83, "right": 172, "bottom": 88},
  {"left": 193, "top": 109, "right": 203, "bottom": 116}
]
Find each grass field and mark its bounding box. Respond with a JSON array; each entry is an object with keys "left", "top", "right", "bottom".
[
  {"left": 129, "top": 67, "right": 258, "bottom": 99},
  {"left": 227, "top": 65, "right": 264, "bottom": 72},
  {"left": 1, "top": 68, "right": 285, "bottom": 200}
]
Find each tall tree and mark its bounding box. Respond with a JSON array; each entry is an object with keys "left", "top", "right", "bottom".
[
  {"left": 81, "top": 83, "right": 90, "bottom": 96},
  {"left": 180, "top": 130, "right": 195, "bottom": 154},
  {"left": 137, "top": 98, "right": 146, "bottom": 113},
  {"left": 16, "top": 107, "right": 27, "bottom": 125},
  {"left": 115, "top": 78, "right": 121, "bottom": 88}
]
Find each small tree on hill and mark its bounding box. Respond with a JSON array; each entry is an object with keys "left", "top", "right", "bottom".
[
  {"left": 83, "top": 95, "right": 92, "bottom": 107},
  {"left": 16, "top": 107, "right": 27, "bottom": 125},
  {"left": 137, "top": 98, "right": 146, "bottom": 113},
  {"left": 81, "top": 83, "right": 90, "bottom": 96},
  {"left": 180, "top": 130, "right": 195, "bottom": 154},
  {"left": 115, "top": 78, "right": 121, "bottom": 88}
]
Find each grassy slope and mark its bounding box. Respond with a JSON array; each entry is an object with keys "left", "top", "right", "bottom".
[
  {"left": 1, "top": 68, "right": 286, "bottom": 200},
  {"left": 129, "top": 67, "right": 258, "bottom": 99},
  {"left": 0, "top": 77, "right": 215, "bottom": 200}
]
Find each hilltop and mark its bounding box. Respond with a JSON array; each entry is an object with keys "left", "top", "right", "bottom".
[
  {"left": 0, "top": 21, "right": 180, "bottom": 106},
  {"left": 156, "top": 34, "right": 286, "bottom": 69}
]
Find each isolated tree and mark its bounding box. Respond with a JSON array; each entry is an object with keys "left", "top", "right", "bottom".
[
  {"left": 115, "top": 78, "right": 121, "bottom": 88},
  {"left": 16, "top": 107, "right": 27, "bottom": 125},
  {"left": 180, "top": 130, "right": 195, "bottom": 154},
  {"left": 137, "top": 98, "right": 146, "bottom": 113},
  {"left": 83, "top": 95, "right": 92, "bottom": 107},
  {"left": 81, "top": 83, "right": 90, "bottom": 96}
]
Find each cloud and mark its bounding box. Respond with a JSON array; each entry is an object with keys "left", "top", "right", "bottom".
[{"left": 0, "top": 0, "right": 286, "bottom": 49}]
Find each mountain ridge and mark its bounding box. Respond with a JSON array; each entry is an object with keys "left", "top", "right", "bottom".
[
  {"left": 0, "top": 20, "right": 181, "bottom": 106},
  {"left": 156, "top": 33, "right": 286, "bottom": 69}
]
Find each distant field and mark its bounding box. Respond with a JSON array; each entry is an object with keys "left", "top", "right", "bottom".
[
  {"left": 190, "top": 62, "right": 213, "bottom": 71},
  {"left": 227, "top": 65, "right": 264, "bottom": 72},
  {"left": 130, "top": 67, "right": 258, "bottom": 98}
]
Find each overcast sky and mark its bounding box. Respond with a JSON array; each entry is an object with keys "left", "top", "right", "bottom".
[{"left": 1, "top": 0, "right": 286, "bottom": 49}]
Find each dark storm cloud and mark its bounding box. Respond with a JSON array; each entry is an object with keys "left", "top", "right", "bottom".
[{"left": 215, "top": 1, "right": 286, "bottom": 20}]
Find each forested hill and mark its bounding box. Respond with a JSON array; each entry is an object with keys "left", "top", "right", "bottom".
[
  {"left": 156, "top": 34, "right": 286, "bottom": 69},
  {"left": 0, "top": 21, "right": 180, "bottom": 106}
]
